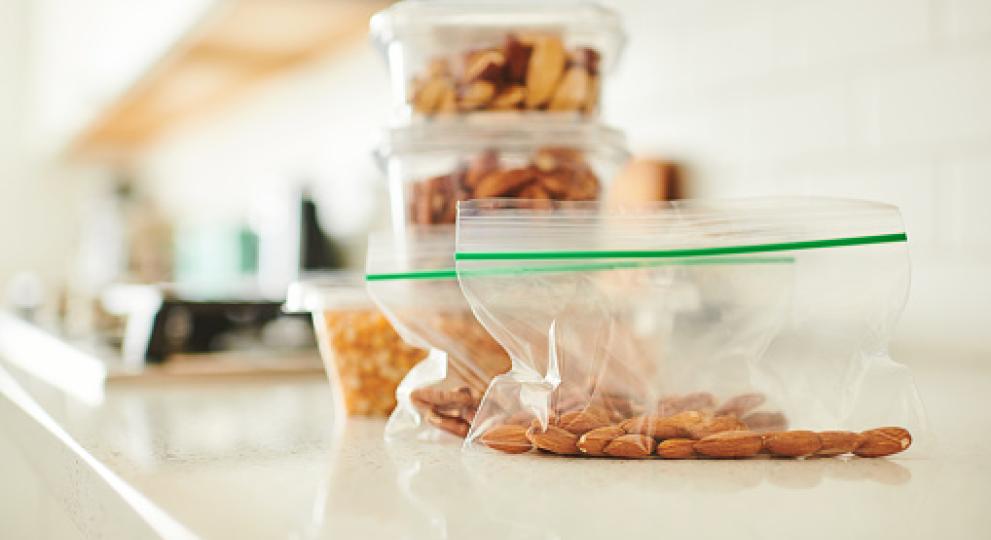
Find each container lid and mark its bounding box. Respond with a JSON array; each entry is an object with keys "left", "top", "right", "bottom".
[
  {"left": 370, "top": 1, "right": 625, "bottom": 47},
  {"left": 283, "top": 272, "right": 372, "bottom": 313},
  {"left": 375, "top": 118, "right": 629, "bottom": 165}
]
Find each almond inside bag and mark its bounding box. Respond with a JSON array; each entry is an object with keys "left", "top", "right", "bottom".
[
  {"left": 367, "top": 227, "right": 511, "bottom": 441},
  {"left": 455, "top": 198, "right": 926, "bottom": 459}
]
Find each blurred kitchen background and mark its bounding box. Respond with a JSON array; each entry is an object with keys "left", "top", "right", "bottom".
[{"left": 1, "top": 0, "right": 989, "bottom": 360}]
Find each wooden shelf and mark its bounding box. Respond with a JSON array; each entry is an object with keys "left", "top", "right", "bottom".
[{"left": 71, "top": 0, "right": 390, "bottom": 160}]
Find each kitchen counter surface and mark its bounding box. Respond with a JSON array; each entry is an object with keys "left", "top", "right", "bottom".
[{"left": 1, "top": 317, "right": 989, "bottom": 539}]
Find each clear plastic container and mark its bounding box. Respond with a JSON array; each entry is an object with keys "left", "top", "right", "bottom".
[
  {"left": 370, "top": 0, "right": 625, "bottom": 121},
  {"left": 375, "top": 119, "right": 629, "bottom": 233},
  {"left": 285, "top": 274, "right": 427, "bottom": 416}
]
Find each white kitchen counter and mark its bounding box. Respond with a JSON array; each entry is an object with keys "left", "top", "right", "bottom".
[{"left": 1, "top": 318, "right": 989, "bottom": 539}]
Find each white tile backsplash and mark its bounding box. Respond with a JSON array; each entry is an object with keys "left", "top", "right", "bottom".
[
  {"left": 860, "top": 51, "right": 991, "bottom": 146},
  {"left": 133, "top": 0, "right": 991, "bottom": 350},
  {"left": 944, "top": 0, "right": 991, "bottom": 43},
  {"left": 604, "top": 0, "right": 991, "bottom": 349},
  {"left": 942, "top": 153, "right": 991, "bottom": 249}
]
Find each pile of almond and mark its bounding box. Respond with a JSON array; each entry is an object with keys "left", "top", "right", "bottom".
[
  {"left": 407, "top": 312, "right": 511, "bottom": 437},
  {"left": 479, "top": 391, "right": 912, "bottom": 459},
  {"left": 410, "top": 146, "right": 600, "bottom": 224},
  {"left": 411, "top": 34, "right": 600, "bottom": 116},
  {"left": 411, "top": 385, "right": 481, "bottom": 438}
]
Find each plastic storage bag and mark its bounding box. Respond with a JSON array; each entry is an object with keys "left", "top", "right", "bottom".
[
  {"left": 455, "top": 198, "right": 925, "bottom": 459},
  {"left": 366, "top": 227, "right": 511, "bottom": 440}
]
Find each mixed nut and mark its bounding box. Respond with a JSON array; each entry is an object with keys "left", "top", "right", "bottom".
[
  {"left": 411, "top": 34, "right": 601, "bottom": 116},
  {"left": 478, "top": 391, "right": 912, "bottom": 459},
  {"left": 409, "top": 146, "right": 601, "bottom": 224}
]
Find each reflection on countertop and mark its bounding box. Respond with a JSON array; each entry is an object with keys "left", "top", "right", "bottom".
[
  {"left": 316, "top": 421, "right": 936, "bottom": 540},
  {"left": 1, "top": 344, "right": 990, "bottom": 539}
]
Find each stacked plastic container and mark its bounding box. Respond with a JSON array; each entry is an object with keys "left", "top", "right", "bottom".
[
  {"left": 287, "top": 1, "right": 629, "bottom": 424},
  {"left": 370, "top": 0, "right": 630, "bottom": 235},
  {"left": 354, "top": 0, "right": 630, "bottom": 437}
]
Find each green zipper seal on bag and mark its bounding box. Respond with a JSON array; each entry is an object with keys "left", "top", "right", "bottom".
[
  {"left": 365, "top": 256, "right": 795, "bottom": 282},
  {"left": 454, "top": 232, "right": 908, "bottom": 261},
  {"left": 366, "top": 269, "right": 457, "bottom": 281}
]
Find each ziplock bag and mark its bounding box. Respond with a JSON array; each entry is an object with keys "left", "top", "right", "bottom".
[
  {"left": 366, "top": 227, "right": 511, "bottom": 440},
  {"left": 455, "top": 198, "right": 926, "bottom": 459}
]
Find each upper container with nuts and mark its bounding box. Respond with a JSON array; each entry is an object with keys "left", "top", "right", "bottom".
[{"left": 370, "top": 0, "right": 625, "bottom": 122}]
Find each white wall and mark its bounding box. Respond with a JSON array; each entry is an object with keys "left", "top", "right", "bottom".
[
  {"left": 0, "top": 0, "right": 84, "bottom": 313},
  {"left": 135, "top": 0, "right": 991, "bottom": 351},
  {"left": 605, "top": 0, "right": 991, "bottom": 351},
  {"left": 139, "top": 39, "right": 391, "bottom": 268}
]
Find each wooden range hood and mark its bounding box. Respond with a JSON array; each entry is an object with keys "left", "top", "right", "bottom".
[{"left": 71, "top": 0, "right": 390, "bottom": 161}]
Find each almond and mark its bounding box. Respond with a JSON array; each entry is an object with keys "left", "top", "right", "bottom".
[
  {"left": 490, "top": 85, "right": 526, "bottom": 110},
  {"left": 473, "top": 168, "right": 535, "bottom": 198},
  {"left": 763, "top": 431, "right": 822, "bottom": 457},
  {"left": 694, "top": 430, "right": 763, "bottom": 458},
  {"left": 854, "top": 427, "right": 912, "bottom": 458},
  {"left": 582, "top": 74, "right": 599, "bottom": 114},
  {"left": 525, "top": 35, "right": 566, "bottom": 108},
  {"left": 504, "top": 411, "right": 535, "bottom": 426},
  {"left": 620, "top": 415, "right": 662, "bottom": 437},
  {"left": 480, "top": 424, "right": 532, "bottom": 454},
  {"left": 815, "top": 431, "right": 865, "bottom": 457},
  {"left": 657, "top": 392, "right": 717, "bottom": 416},
  {"left": 464, "top": 49, "right": 505, "bottom": 83},
  {"left": 459, "top": 80, "right": 496, "bottom": 110},
  {"left": 557, "top": 408, "right": 610, "bottom": 435},
  {"left": 426, "top": 58, "right": 450, "bottom": 78},
  {"left": 518, "top": 184, "right": 554, "bottom": 209},
  {"left": 715, "top": 393, "right": 766, "bottom": 417},
  {"left": 577, "top": 426, "right": 625, "bottom": 456},
  {"left": 410, "top": 386, "right": 477, "bottom": 409},
  {"left": 656, "top": 438, "right": 697, "bottom": 459},
  {"left": 503, "top": 34, "right": 533, "bottom": 83},
  {"left": 437, "top": 85, "right": 458, "bottom": 114},
  {"left": 741, "top": 411, "right": 788, "bottom": 433},
  {"left": 604, "top": 434, "right": 656, "bottom": 458},
  {"left": 412, "top": 76, "right": 453, "bottom": 114},
  {"left": 464, "top": 149, "right": 500, "bottom": 188},
  {"left": 548, "top": 67, "right": 589, "bottom": 111},
  {"left": 568, "top": 47, "right": 601, "bottom": 75},
  {"left": 410, "top": 182, "right": 431, "bottom": 224},
  {"left": 533, "top": 147, "right": 585, "bottom": 172},
  {"left": 621, "top": 411, "right": 705, "bottom": 439},
  {"left": 564, "top": 168, "right": 600, "bottom": 201},
  {"left": 592, "top": 395, "right": 641, "bottom": 420},
  {"left": 533, "top": 148, "right": 561, "bottom": 172},
  {"left": 526, "top": 424, "right": 579, "bottom": 455},
  {"left": 685, "top": 415, "right": 747, "bottom": 440},
  {"left": 425, "top": 411, "right": 469, "bottom": 438},
  {"left": 538, "top": 172, "right": 572, "bottom": 195}
]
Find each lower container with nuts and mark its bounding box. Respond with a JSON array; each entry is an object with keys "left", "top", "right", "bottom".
[{"left": 375, "top": 120, "right": 629, "bottom": 234}]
